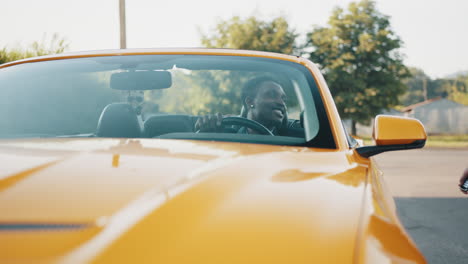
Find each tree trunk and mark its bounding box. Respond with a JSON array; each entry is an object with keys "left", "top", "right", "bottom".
[{"left": 351, "top": 120, "right": 357, "bottom": 136}]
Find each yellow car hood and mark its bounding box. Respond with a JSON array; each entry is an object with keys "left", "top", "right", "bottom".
[{"left": 0, "top": 138, "right": 366, "bottom": 263}]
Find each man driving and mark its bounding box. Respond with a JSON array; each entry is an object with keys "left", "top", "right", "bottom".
[{"left": 194, "top": 76, "right": 288, "bottom": 135}]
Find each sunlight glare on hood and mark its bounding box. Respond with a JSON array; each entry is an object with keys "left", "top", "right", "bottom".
[
  {"left": 0, "top": 139, "right": 122, "bottom": 152},
  {"left": 139, "top": 139, "right": 238, "bottom": 157},
  {"left": 0, "top": 153, "right": 60, "bottom": 180}
]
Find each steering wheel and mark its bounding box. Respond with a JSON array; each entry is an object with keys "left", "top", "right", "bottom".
[{"left": 221, "top": 116, "right": 274, "bottom": 136}]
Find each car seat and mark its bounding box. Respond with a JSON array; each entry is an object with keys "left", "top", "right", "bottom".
[
  {"left": 96, "top": 103, "right": 143, "bottom": 138},
  {"left": 144, "top": 114, "right": 195, "bottom": 137}
]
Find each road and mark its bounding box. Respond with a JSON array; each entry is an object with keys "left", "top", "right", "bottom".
[{"left": 374, "top": 148, "right": 468, "bottom": 264}]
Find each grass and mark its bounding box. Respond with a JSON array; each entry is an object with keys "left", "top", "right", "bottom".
[
  {"left": 425, "top": 135, "right": 468, "bottom": 148},
  {"left": 358, "top": 134, "right": 468, "bottom": 148}
]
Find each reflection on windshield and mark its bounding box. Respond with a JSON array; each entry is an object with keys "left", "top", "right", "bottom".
[{"left": 0, "top": 55, "right": 328, "bottom": 146}]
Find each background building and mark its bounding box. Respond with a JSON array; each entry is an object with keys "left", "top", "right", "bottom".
[{"left": 344, "top": 98, "right": 468, "bottom": 136}]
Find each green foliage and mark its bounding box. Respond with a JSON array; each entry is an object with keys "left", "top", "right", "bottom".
[
  {"left": 147, "top": 70, "right": 246, "bottom": 116},
  {"left": 201, "top": 16, "right": 298, "bottom": 54},
  {"left": 175, "top": 16, "right": 300, "bottom": 115},
  {"left": 0, "top": 33, "right": 69, "bottom": 64},
  {"left": 447, "top": 78, "right": 468, "bottom": 105},
  {"left": 400, "top": 67, "right": 428, "bottom": 105},
  {"left": 305, "top": 0, "right": 409, "bottom": 133},
  {"left": 401, "top": 67, "right": 468, "bottom": 106},
  {"left": 449, "top": 93, "right": 468, "bottom": 105}
]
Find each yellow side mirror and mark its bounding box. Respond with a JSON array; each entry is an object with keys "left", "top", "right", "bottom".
[
  {"left": 374, "top": 115, "right": 427, "bottom": 146},
  {"left": 356, "top": 115, "right": 427, "bottom": 158}
]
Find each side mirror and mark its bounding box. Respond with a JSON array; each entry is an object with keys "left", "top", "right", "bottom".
[{"left": 356, "top": 115, "right": 427, "bottom": 158}]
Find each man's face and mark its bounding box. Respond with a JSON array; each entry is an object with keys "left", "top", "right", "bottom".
[{"left": 250, "top": 81, "right": 287, "bottom": 129}]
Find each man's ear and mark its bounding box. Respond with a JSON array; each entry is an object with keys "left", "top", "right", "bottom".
[{"left": 245, "top": 96, "right": 254, "bottom": 107}]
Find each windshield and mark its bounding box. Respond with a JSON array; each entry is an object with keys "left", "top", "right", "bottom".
[{"left": 0, "top": 54, "right": 335, "bottom": 148}]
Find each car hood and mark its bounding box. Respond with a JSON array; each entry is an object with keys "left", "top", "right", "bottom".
[{"left": 0, "top": 138, "right": 367, "bottom": 263}]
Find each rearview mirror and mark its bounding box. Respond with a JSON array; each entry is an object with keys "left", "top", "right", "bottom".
[
  {"left": 356, "top": 115, "right": 427, "bottom": 157},
  {"left": 110, "top": 70, "right": 172, "bottom": 90}
]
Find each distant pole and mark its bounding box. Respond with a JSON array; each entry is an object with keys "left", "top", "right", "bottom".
[
  {"left": 422, "top": 78, "right": 428, "bottom": 101},
  {"left": 119, "top": 0, "right": 127, "bottom": 49}
]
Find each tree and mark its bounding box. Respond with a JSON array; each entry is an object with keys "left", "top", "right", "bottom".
[
  {"left": 401, "top": 68, "right": 468, "bottom": 106},
  {"left": 400, "top": 67, "right": 430, "bottom": 106},
  {"left": 201, "top": 16, "right": 298, "bottom": 54},
  {"left": 305, "top": 0, "right": 409, "bottom": 135},
  {"left": 447, "top": 75, "right": 468, "bottom": 105},
  {"left": 0, "top": 33, "right": 69, "bottom": 64},
  {"left": 154, "top": 15, "right": 300, "bottom": 115}
]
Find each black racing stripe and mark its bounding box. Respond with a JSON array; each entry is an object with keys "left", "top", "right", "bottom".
[{"left": 0, "top": 223, "right": 90, "bottom": 231}]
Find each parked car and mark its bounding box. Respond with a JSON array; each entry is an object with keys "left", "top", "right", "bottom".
[{"left": 0, "top": 49, "right": 427, "bottom": 263}]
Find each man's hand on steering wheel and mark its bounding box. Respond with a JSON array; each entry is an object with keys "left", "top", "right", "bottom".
[
  {"left": 194, "top": 113, "right": 223, "bottom": 132},
  {"left": 195, "top": 114, "right": 273, "bottom": 136}
]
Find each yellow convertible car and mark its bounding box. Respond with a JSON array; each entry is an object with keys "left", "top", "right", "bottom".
[{"left": 0, "top": 49, "right": 426, "bottom": 263}]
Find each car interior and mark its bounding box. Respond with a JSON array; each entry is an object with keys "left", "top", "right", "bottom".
[
  {"left": 96, "top": 101, "right": 305, "bottom": 139},
  {"left": 0, "top": 54, "right": 337, "bottom": 148}
]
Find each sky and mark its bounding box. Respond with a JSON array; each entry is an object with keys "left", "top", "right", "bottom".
[{"left": 1, "top": 0, "right": 467, "bottom": 79}]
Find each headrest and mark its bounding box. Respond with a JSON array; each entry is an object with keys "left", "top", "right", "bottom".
[{"left": 96, "top": 103, "right": 142, "bottom": 138}]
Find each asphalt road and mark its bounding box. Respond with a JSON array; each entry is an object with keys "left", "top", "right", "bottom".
[{"left": 374, "top": 148, "right": 468, "bottom": 264}]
